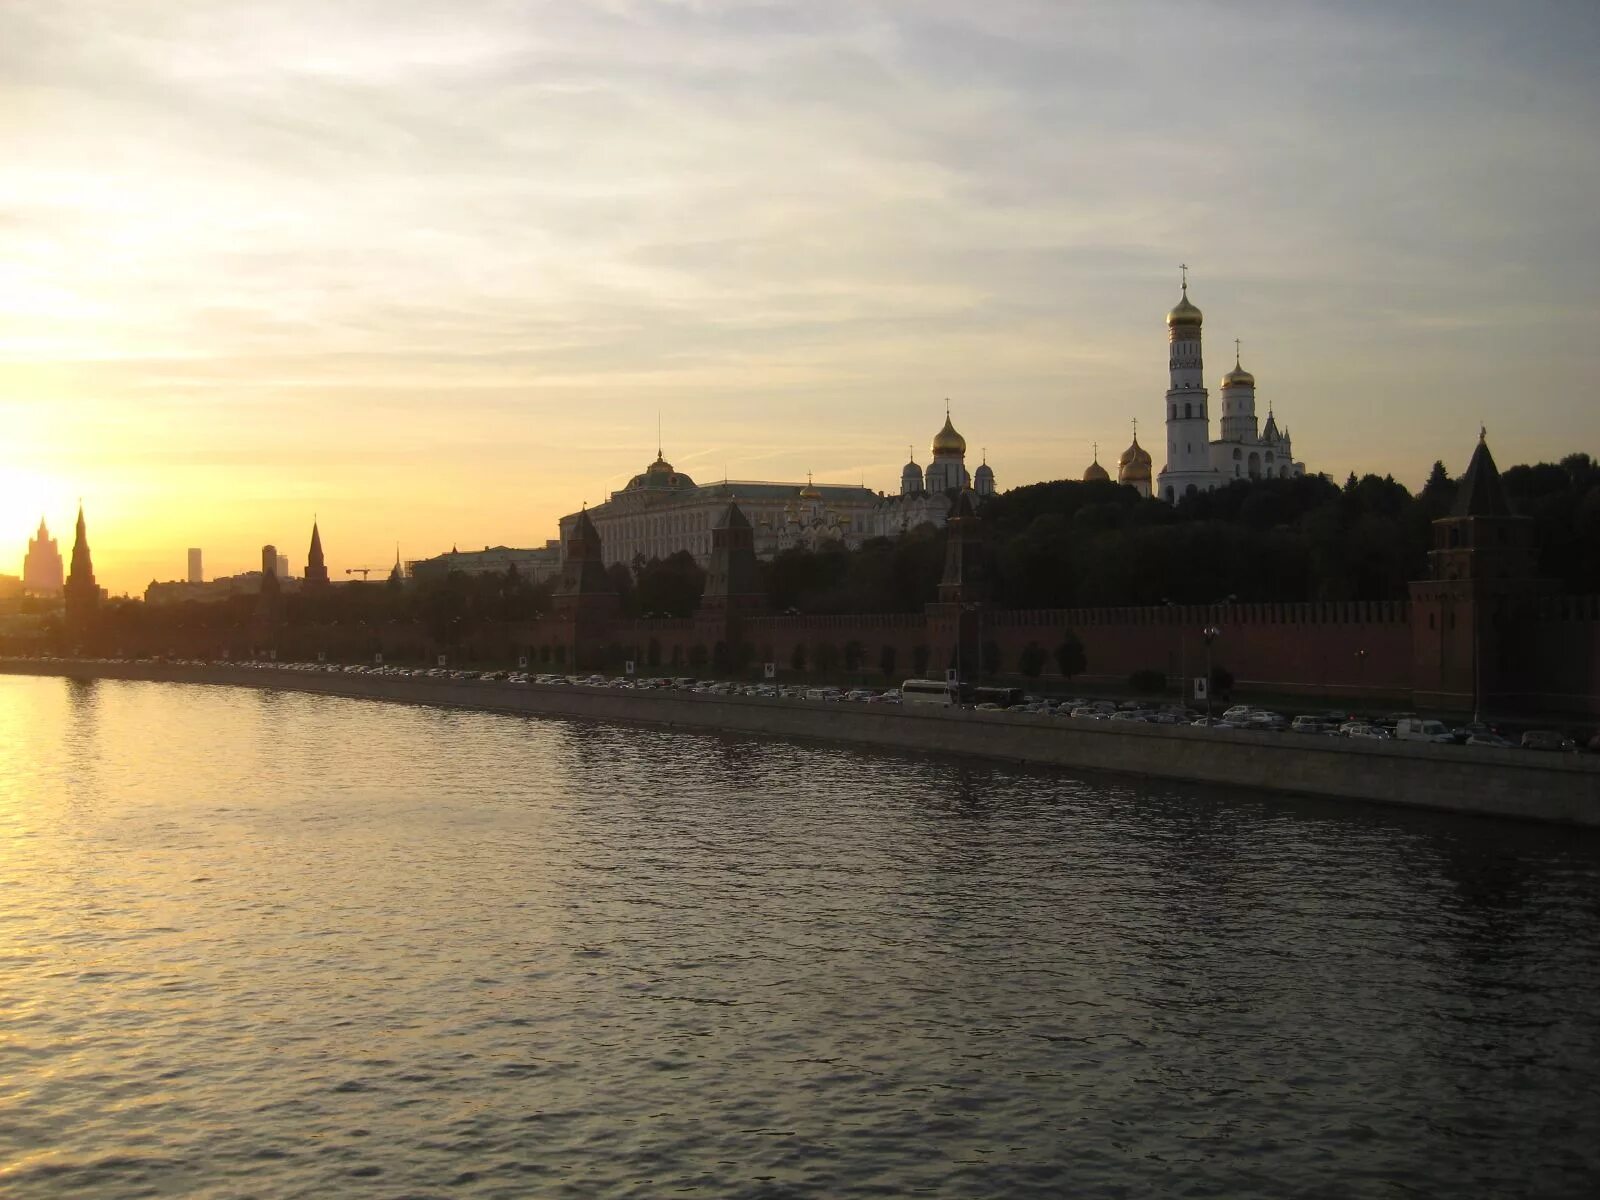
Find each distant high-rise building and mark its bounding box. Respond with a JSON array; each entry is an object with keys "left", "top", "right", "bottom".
[
  {"left": 64, "top": 504, "right": 99, "bottom": 629},
  {"left": 23, "top": 517, "right": 64, "bottom": 595},
  {"left": 187, "top": 548, "right": 203, "bottom": 584},
  {"left": 276, "top": 553, "right": 289, "bottom": 580},
  {"left": 304, "top": 521, "right": 329, "bottom": 588},
  {"left": 260, "top": 544, "right": 280, "bottom": 599}
]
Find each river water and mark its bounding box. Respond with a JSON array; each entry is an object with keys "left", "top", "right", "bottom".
[{"left": 1, "top": 674, "right": 1597, "bottom": 1198}]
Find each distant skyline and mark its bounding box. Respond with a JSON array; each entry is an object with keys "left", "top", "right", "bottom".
[{"left": 3, "top": 1, "right": 1597, "bottom": 593}]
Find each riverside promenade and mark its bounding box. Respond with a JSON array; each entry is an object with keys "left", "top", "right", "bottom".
[{"left": 6, "top": 658, "right": 1598, "bottom": 827}]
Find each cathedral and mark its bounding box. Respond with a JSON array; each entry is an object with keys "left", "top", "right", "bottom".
[
  {"left": 1087, "top": 272, "right": 1307, "bottom": 500},
  {"left": 557, "top": 409, "right": 996, "bottom": 568}
]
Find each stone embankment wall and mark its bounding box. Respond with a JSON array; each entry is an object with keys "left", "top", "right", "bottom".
[{"left": 6, "top": 660, "right": 1598, "bottom": 827}]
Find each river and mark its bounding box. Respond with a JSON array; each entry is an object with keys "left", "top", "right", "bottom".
[{"left": 1, "top": 673, "right": 1597, "bottom": 1198}]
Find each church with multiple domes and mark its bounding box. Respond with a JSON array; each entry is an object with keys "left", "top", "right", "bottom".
[
  {"left": 1086, "top": 272, "right": 1307, "bottom": 501},
  {"left": 556, "top": 272, "right": 1306, "bottom": 574}
]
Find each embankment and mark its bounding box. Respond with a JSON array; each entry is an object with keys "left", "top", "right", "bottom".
[{"left": 6, "top": 659, "right": 1598, "bottom": 827}]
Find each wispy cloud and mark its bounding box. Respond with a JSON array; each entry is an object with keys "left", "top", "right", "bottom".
[{"left": 1, "top": 1, "right": 1596, "bottom": 588}]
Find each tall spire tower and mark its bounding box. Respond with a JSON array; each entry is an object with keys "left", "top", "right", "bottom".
[
  {"left": 64, "top": 503, "right": 100, "bottom": 630},
  {"left": 1155, "top": 266, "right": 1219, "bottom": 502},
  {"left": 304, "top": 520, "right": 329, "bottom": 588}
]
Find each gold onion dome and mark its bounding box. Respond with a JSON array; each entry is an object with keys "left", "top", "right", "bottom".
[
  {"left": 798, "top": 475, "right": 822, "bottom": 500},
  {"left": 932, "top": 412, "right": 966, "bottom": 456},
  {"left": 1166, "top": 291, "right": 1202, "bottom": 328},
  {"left": 1118, "top": 437, "right": 1153, "bottom": 482},
  {"left": 1084, "top": 458, "right": 1110, "bottom": 483},
  {"left": 1222, "top": 363, "right": 1254, "bottom": 388}
]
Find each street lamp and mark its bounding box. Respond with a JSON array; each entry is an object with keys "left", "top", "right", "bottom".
[{"left": 1201, "top": 625, "right": 1221, "bottom": 720}]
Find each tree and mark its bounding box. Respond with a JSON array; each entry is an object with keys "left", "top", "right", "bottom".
[
  {"left": 912, "top": 644, "right": 930, "bottom": 676},
  {"left": 790, "top": 642, "right": 808, "bottom": 672},
  {"left": 814, "top": 642, "right": 840, "bottom": 673},
  {"left": 635, "top": 551, "right": 705, "bottom": 617},
  {"left": 1018, "top": 641, "right": 1047, "bottom": 679},
  {"left": 1129, "top": 668, "right": 1166, "bottom": 693},
  {"left": 1054, "top": 632, "right": 1087, "bottom": 680},
  {"left": 843, "top": 639, "right": 865, "bottom": 671},
  {"left": 689, "top": 643, "right": 708, "bottom": 670},
  {"left": 981, "top": 639, "right": 1001, "bottom": 674},
  {"left": 878, "top": 643, "right": 898, "bottom": 680}
]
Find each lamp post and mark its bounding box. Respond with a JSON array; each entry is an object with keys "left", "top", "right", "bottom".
[
  {"left": 1201, "top": 625, "right": 1220, "bottom": 720},
  {"left": 1355, "top": 648, "right": 1367, "bottom": 708}
]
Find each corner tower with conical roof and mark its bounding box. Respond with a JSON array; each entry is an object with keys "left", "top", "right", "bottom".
[
  {"left": 1409, "top": 431, "right": 1550, "bottom": 716},
  {"left": 1155, "top": 266, "right": 1220, "bottom": 502},
  {"left": 701, "top": 500, "right": 763, "bottom": 612},
  {"left": 63, "top": 504, "right": 100, "bottom": 634},
  {"left": 304, "top": 521, "right": 329, "bottom": 588}
]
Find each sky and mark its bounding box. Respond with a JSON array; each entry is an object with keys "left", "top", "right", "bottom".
[{"left": 2, "top": 0, "right": 1597, "bottom": 594}]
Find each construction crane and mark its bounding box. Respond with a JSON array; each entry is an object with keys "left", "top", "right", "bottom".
[{"left": 345, "top": 567, "right": 381, "bottom": 580}]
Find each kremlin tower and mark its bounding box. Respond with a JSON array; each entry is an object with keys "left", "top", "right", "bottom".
[{"left": 63, "top": 504, "right": 100, "bottom": 632}]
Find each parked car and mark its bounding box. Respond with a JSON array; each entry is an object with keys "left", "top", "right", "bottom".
[
  {"left": 1521, "top": 730, "right": 1576, "bottom": 752},
  {"left": 1344, "top": 724, "right": 1391, "bottom": 741},
  {"left": 1395, "top": 718, "right": 1453, "bottom": 743},
  {"left": 1291, "top": 715, "right": 1334, "bottom": 735},
  {"left": 1467, "top": 733, "right": 1515, "bottom": 748}
]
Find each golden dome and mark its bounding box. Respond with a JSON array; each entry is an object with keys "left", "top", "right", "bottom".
[
  {"left": 1166, "top": 290, "right": 1202, "bottom": 329},
  {"left": 932, "top": 412, "right": 966, "bottom": 456},
  {"left": 1221, "top": 364, "right": 1254, "bottom": 388},
  {"left": 1084, "top": 459, "right": 1110, "bottom": 483},
  {"left": 1118, "top": 436, "right": 1153, "bottom": 483},
  {"left": 798, "top": 474, "right": 822, "bottom": 500}
]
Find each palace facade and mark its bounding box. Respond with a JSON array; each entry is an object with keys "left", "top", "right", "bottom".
[{"left": 557, "top": 411, "right": 996, "bottom": 568}]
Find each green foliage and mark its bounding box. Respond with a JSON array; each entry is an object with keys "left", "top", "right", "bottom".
[
  {"left": 1018, "top": 641, "right": 1047, "bottom": 679},
  {"left": 814, "top": 642, "right": 840, "bottom": 672},
  {"left": 912, "top": 644, "right": 930, "bottom": 676},
  {"left": 790, "top": 642, "right": 808, "bottom": 672},
  {"left": 878, "top": 643, "right": 897, "bottom": 679},
  {"left": 1054, "top": 632, "right": 1086, "bottom": 679},
  {"left": 689, "top": 643, "right": 708, "bottom": 670},
  {"left": 1129, "top": 668, "right": 1166, "bottom": 693},
  {"left": 843, "top": 639, "right": 865, "bottom": 671},
  {"left": 634, "top": 551, "right": 705, "bottom": 618}
]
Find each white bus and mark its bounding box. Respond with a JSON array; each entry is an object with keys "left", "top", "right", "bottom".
[{"left": 901, "top": 678, "right": 959, "bottom": 707}]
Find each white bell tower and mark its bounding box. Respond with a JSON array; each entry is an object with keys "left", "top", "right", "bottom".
[{"left": 1155, "top": 265, "right": 1220, "bottom": 503}]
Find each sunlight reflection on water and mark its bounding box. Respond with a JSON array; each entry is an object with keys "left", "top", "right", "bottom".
[{"left": 1, "top": 674, "right": 1597, "bottom": 1197}]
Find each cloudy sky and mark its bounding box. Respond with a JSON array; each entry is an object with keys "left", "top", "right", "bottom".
[{"left": 2, "top": 0, "right": 1597, "bottom": 592}]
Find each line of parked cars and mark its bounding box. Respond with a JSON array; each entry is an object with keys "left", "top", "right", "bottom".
[{"left": 20, "top": 656, "right": 1600, "bottom": 753}]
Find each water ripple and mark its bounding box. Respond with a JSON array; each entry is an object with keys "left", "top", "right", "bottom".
[{"left": 0, "top": 674, "right": 1597, "bottom": 1198}]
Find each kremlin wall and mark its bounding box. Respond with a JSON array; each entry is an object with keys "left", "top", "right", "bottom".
[{"left": 17, "top": 279, "right": 1600, "bottom": 718}]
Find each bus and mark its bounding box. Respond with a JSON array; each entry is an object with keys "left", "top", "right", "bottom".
[{"left": 901, "top": 678, "right": 959, "bottom": 706}]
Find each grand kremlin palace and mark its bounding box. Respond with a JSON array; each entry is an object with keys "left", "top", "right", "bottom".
[{"left": 558, "top": 413, "right": 997, "bottom": 569}]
